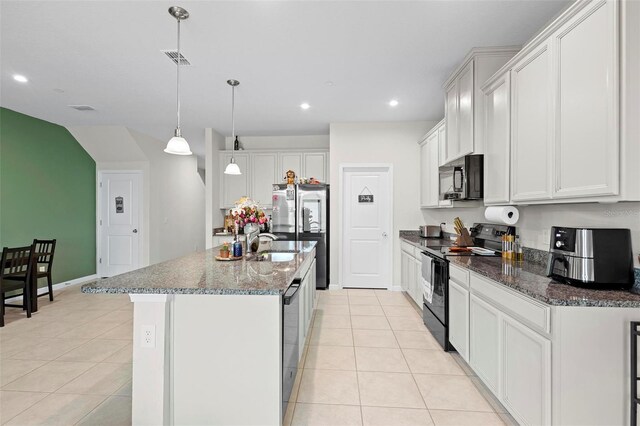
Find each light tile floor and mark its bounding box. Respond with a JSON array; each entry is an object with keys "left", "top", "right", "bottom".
[
  {"left": 285, "top": 288, "right": 518, "bottom": 426},
  {"left": 1, "top": 285, "right": 516, "bottom": 426}
]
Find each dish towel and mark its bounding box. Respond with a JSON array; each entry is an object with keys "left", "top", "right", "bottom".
[{"left": 421, "top": 254, "right": 433, "bottom": 303}]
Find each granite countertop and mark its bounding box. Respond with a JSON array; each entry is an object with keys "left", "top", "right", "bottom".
[
  {"left": 399, "top": 230, "right": 640, "bottom": 308},
  {"left": 82, "top": 241, "right": 317, "bottom": 296}
]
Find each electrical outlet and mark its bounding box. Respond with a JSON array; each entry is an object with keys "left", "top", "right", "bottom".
[{"left": 141, "top": 325, "right": 156, "bottom": 348}]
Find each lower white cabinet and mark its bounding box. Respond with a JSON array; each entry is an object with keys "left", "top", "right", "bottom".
[
  {"left": 399, "top": 243, "right": 423, "bottom": 310},
  {"left": 448, "top": 279, "right": 469, "bottom": 361},
  {"left": 469, "top": 294, "right": 501, "bottom": 394},
  {"left": 298, "top": 258, "right": 316, "bottom": 361},
  {"left": 212, "top": 234, "right": 235, "bottom": 247},
  {"left": 502, "top": 315, "right": 551, "bottom": 425}
]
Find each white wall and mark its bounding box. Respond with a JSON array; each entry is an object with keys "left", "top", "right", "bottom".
[
  {"left": 224, "top": 135, "right": 329, "bottom": 150},
  {"left": 69, "top": 126, "right": 205, "bottom": 266},
  {"left": 422, "top": 202, "right": 640, "bottom": 268},
  {"left": 329, "top": 121, "right": 436, "bottom": 287}
]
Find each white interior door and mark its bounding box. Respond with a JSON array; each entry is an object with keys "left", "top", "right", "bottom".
[
  {"left": 342, "top": 166, "right": 391, "bottom": 289},
  {"left": 100, "top": 172, "right": 141, "bottom": 277}
]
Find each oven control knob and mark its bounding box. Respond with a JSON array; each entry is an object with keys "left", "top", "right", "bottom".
[{"left": 555, "top": 241, "right": 563, "bottom": 248}]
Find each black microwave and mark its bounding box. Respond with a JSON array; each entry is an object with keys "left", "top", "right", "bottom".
[{"left": 446, "top": 154, "right": 484, "bottom": 200}]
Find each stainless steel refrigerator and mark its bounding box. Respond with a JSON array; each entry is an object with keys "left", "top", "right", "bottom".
[{"left": 272, "top": 184, "right": 329, "bottom": 289}]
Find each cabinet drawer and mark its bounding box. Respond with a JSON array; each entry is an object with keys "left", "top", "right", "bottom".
[
  {"left": 412, "top": 246, "right": 423, "bottom": 259},
  {"left": 470, "top": 273, "right": 550, "bottom": 334},
  {"left": 400, "top": 241, "right": 414, "bottom": 255},
  {"left": 449, "top": 264, "right": 470, "bottom": 288}
]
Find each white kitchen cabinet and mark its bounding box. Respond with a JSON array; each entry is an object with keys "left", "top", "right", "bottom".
[
  {"left": 457, "top": 61, "right": 474, "bottom": 159},
  {"left": 482, "top": 72, "right": 511, "bottom": 205},
  {"left": 212, "top": 234, "right": 235, "bottom": 247},
  {"left": 437, "top": 124, "right": 447, "bottom": 167},
  {"left": 410, "top": 255, "right": 423, "bottom": 310},
  {"left": 419, "top": 121, "right": 443, "bottom": 209},
  {"left": 469, "top": 294, "right": 501, "bottom": 394},
  {"left": 303, "top": 152, "right": 328, "bottom": 183},
  {"left": 444, "top": 84, "right": 458, "bottom": 164},
  {"left": 279, "top": 153, "right": 303, "bottom": 182},
  {"left": 553, "top": 0, "right": 619, "bottom": 199},
  {"left": 251, "top": 152, "right": 279, "bottom": 209},
  {"left": 220, "top": 153, "right": 250, "bottom": 208},
  {"left": 400, "top": 247, "right": 411, "bottom": 292},
  {"left": 443, "top": 48, "right": 519, "bottom": 165},
  {"left": 448, "top": 279, "right": 469, "bottom": 362},
  {"left": 510, "top": 42, "right": 554, "bottom": 202},
  {"left": 400, "top": 243, "right": 422, "bottom": 309},
  {"left": 502, "top": 315, "right": 551, "bottom": 426}
]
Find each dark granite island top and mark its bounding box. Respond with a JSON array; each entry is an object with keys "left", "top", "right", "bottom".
[
  {"left": 399, "top": 231, "right": 640, "bottom": 308},
  {"left": 81, "top": 240, "right": 317, "bottom": 296}
]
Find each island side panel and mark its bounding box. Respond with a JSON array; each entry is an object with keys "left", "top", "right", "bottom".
[
  {"left": 172, "top": 294, "right": 282, "bottom": 426},
  {"left": 552, "top": 306, "right": 639, "bottom": 425}
]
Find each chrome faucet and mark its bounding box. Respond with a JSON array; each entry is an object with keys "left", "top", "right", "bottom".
[{"left": 247, "top": 232, "right": 280, "bottom": 254}]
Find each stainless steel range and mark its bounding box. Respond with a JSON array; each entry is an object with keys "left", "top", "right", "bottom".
[{"left": 420, "top": 223, "right": 515, "bottom": 351}]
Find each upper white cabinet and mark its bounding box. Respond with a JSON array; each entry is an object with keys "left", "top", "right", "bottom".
[
  {"left": 483, "top": 72, "right": 511, "bottom": 205},
  {"left": 443, "top": 48, "right": 520, "bottom": 165},
  {"left": 419, "top": 121, "right": 444, "bottom": 208},
  {"left": 278, "top": 153, "right": 303, "bottom": 181},
  {"left": 481, "top": 0, "right": 638, "bottom": 205},
  {"left": 220, "top": 153, "right": 250, "bottom": 208},
  {"left": 219, "top": 149, "right": 328, "bottom": 209},
  {"left": 303, "top": 152, "right": 328, "bottom": 183},
  {"left": 510, "top": 42, "right": 554, "bottom": 202},
  {"left": 251, "top": 152, "right": 279, "bottom": 209},
  {"left": 437, "top": 125, "right": 447, "bottom": 167},
  {"left": 553, "top": 0, "right": 619, "bottom": 199}
]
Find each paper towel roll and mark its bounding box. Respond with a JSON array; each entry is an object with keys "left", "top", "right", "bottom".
[{"left": 484, "top": 206, "right": 520, "bottom": 225}]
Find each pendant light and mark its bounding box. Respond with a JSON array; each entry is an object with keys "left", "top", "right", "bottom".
[
  {"left": 164, "top": 6, "right": 192, "bottom": 156},
  {"left": 224, "top": 79, "right": 242, "bottom": 175}
]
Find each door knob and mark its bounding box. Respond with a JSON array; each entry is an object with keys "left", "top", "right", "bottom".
[
  {"left": 382, "top": 232, "right": 388, "bottom": 238},
  {"left": 132, "top": 229, "right": 138, "bottom": 233}
]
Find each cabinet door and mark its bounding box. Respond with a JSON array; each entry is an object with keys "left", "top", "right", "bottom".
[
  {"left": 448, "top": 280, "right": 469, "bottom": 362},
  {"left": 279, "top": 153, "right": 303, "bottom": 182},
  {"left": 220, "top": 153, "right": 250, "bottom": 208},
  {"left": 400, "top": 250, "right": 409, "bottom": 292},
  {"left": 445, "top": 83, "right": 458, "bottom": 164},
  {"left": 457, "top": 61, "right": 475, "bottom": 158},
  {"left": 502, "top": 316, "right": 551, "bottom": 425},
  {"left": 419, "top": 141, "right": 431, "bottom": 208},
  {"left": 469, "top": 294, "right": 500, "bottom": 394},
  {"left": 428, "top": 138, "right": 440, "bottom": 207},
  {"left": 413, "top": 257, "right": 423, "bottom": 309},
  {"left": 438, "top": 125, "right": 447, "bottom": 167},
  {"left": 303, "top": 152, "right": 328, "bottom": 183},
  {"left": 250, "top": 153, "right": 278, "bottom": 209},
  {"left": 553, "top": 0, "right": 619, "bottom": 199},
  {"left": 483, "top": 72, "right": 511, "bottom": 205},
  {"left": 511, "top": 42, "right": 554, "bottom": 202},
  {"left": 212, "top": 235, "right": 235, "bottom": 247}
]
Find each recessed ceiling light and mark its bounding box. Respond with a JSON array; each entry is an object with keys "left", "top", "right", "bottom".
[
  {"left": 13, "top": 74, "right": 28, "bottom": 83},
  {"left": 389, "top": 99, "right": 399, "bottom": 107},
  {"left": 300, "top": 103, "right": 310, "bottom": 110}
]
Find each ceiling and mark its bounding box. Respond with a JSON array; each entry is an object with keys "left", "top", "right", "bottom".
[{"left": 0, "top": 1, "right": 570, "bottom": 158}]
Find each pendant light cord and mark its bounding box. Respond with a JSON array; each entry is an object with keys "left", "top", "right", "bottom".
[{"left": 176, "top": 17, "right": 181, "bottom": 134}]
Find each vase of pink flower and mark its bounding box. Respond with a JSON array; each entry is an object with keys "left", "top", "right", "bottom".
[{"left": 230, "top": 197, "right": 267, "bottom": 234}]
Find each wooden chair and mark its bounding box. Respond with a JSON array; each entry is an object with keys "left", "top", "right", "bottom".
[
  {"left": 33, "top": 239, "right": 56, "bottom": 301},
  {"left": 1, "top": 246, "right": 34, "bottom": 327}
]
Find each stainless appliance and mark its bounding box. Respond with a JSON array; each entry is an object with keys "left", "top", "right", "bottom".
[
  {"left": 282, "top": 280, "right": 300, "bottom": 419},
  {"left": 441, "top": 154, "right": 484, "bottom": 200},
  {"left": 272, "top": 184, "right": 330, "bottom": 289},
  {"left": 546, "top": 226, "right": 634, "bottom": 288},
  {"left": 421, "top": 223, "right": 515, "bottom": 351},
  {"left": 420, "top": 224, "right": 443, "bottom": 239}
]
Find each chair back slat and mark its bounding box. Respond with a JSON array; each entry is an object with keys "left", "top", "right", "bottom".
[
  {"left": 33, "top": 239, "right": 56, "bottom": 266},
  {"left": 1, "top": 246, "right": 34, "bottom": 279}
]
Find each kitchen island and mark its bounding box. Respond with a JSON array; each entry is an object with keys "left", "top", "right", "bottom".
[{"left": 82, "top": 241, "right": 317, "bottom": 426}]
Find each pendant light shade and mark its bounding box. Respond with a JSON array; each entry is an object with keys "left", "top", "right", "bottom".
[
  {"left": 224, "top": 79, "right": 242, "bottom": 175},
  {"left": 165, "top": 6, "right": 192, "bottom": 156}
]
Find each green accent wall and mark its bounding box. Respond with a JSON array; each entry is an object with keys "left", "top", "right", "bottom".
[{"left": 0, "top": 107, "right": 96, "bottom": 285}]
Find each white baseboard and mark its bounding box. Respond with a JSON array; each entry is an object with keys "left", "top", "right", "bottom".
[
  {"left": 4, "top": 274, "right": 99, "bottom": 303},
  {"left": 390, "top": 285, "right": 403, "bottom": 292},
  {"left": 328, "top": 284, "right": 342, "bottom": 290}
]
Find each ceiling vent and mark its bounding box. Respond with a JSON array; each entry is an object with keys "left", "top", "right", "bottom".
[
  {"left": 162, "top": 50, "right": 191, "bottom": 65},
  {"left": 68, "top": 105, "right": 95, "bottom": 111}
]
